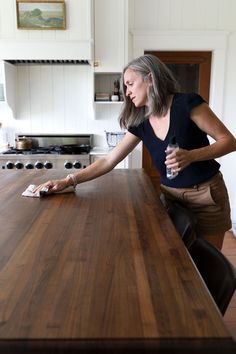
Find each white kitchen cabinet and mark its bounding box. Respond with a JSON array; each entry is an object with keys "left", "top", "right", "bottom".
[
  {"left": 93, "top": 0, "right": 128, "bottom": 109},
  {"left": 94, "top": 0, "right": 128, "bottom": 73},
  {"left": 0, "top": 61, "right": 16, "bottom": 117},
  {"left": 0, "top": 63, "right": 5, "bottom": 102}
]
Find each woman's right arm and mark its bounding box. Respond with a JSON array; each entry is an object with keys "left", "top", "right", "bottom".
[{"left": 33, "top": 132, "right": 140, "bottom": 193}]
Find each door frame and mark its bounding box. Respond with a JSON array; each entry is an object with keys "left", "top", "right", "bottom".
[{"left": 146, "top": 51, "right": 211, "bottom": 102}]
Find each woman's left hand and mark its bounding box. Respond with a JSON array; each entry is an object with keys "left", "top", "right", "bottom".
[{"left": 165, "top": 148, "right": 193, "bottom": 172}]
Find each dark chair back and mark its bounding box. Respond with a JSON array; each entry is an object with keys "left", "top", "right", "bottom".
[
  {"left": 160, "top": 195, "right": 197, "bottom": 247},
  {"left": 189, "top": 238, "right": 236, "bottom": 315}
]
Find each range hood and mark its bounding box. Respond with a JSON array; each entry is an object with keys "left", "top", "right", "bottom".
[
  {"left": 0, "top": 40, "right": 93, "bottom": 63},
  {"left": 5, "top": 60, "right": 89, "bottom": 65}
]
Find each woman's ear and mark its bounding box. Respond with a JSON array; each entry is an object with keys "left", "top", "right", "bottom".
[{"left": 147, "top": 72, "right": 153, "bottom": 86}]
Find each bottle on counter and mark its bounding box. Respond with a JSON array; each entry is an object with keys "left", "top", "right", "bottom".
[
  {"left": 166, "top": 136, "right": 179, "bottom": 179},
  {"left": 111, "top": 79, "right": 120, "bottom": 101}
]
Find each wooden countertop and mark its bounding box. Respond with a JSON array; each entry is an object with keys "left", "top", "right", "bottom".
[{"left": 0, "top": 169, "right": 235, "bottom": 353}]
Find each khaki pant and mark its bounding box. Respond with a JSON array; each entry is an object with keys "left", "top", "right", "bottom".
[{"left": 160, "top": 172, "right": 232, "bottom": 235}]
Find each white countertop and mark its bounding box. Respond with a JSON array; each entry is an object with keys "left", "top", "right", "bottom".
[{"left": 89, "top": 146, "right": 111, "bottom": 155}]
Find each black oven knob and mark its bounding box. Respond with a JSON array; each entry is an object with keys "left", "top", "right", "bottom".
[
  {"left": 44, "top": 161, "right": 53, "bottom": 169},
  {"left": 25, "top": 162, "right": 34, "bottom": 169},
  {"left": 15, "top": 161, "right": 24, "bottom": 169},
  {"left": 35, "top": 161, "right": 44, "bottom": 169},
  {"left": 73, "top": 161, "right": 82, "bottom": 169},
  {"left": 64, "top": 161, "right": 73, "bottom": 169},
  {"left": 6, "top": 161, "right": 14, "bottom": 169}
]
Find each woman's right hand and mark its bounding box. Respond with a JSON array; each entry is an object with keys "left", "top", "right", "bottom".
[{"left": 33, "top": 177, "right": 69, "bottom": 194}]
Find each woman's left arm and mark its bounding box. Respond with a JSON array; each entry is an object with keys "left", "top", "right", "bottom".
[
  {"left": 165, "top": 103, "right": 236, "bottom": 172},
  {"left": 190, "top": 103, "right": 236, "bottom": 161}
]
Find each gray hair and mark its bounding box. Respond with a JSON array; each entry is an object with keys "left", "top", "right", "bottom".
[{"left": 119, "top": 54, "right": 179, "bottom": 129}]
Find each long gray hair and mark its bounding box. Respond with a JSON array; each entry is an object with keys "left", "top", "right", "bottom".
[{"left": 119, "top": 54, "right": 179, "bottom": 129}]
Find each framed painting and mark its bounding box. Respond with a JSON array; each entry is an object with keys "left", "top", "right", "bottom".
[{"left": 16, "top": 0, "right": 66, "bottom": 30}]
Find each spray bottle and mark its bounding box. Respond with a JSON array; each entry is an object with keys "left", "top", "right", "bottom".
[{"left": 166, "top": 136, "right": 179, "bottom": 179}]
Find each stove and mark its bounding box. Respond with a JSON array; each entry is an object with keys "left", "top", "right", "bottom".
[{"left": 0, "top": 134, "right": 92, "bottom": 170}]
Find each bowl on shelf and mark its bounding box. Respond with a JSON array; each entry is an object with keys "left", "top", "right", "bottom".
[{"left": 105, "top": 131, "right": 126, "bottom": 148}]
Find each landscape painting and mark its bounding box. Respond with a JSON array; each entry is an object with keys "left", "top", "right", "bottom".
[{"left": 16, "top": 1, "right": 66, "bottom": 30}]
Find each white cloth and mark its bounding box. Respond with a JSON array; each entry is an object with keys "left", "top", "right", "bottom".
[{"left": 22, "top": 184, "right": 75, "bottom": 198}]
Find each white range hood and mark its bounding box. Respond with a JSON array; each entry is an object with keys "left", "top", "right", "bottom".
[{"left": 0, "top": 40, "right": 93, "bottom": 62}]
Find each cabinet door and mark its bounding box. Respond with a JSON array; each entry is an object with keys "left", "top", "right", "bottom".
[
  {"left": 0, "top": 61, "right": 5, "bottom": 101},
  {"left": 94, "top": 0, "right": 126, "bottom": 72},
  {"left": 0, "top": 61, "right": 16, "bottom": 116},
  {"left": 143, "top": 51, "right": 211, "bottom": 194}
]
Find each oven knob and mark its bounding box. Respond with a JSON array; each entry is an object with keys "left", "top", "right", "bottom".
[
  {"left": 25, "top": 162, "right": 34, "bottom": 169},
  {"left": 73, "top": 161, "right": 82, "bottom": 169},
  {"left": 64, "top": 161, "right": 73, "bottom": 169},
  {"left": 35, "top": 161, "right": 44, "bottom": 169},
  {"left": 15, "top": 161, "right": 24, "bottom": 169},
  {"left": 6, "top": 161, "right": 14, "bottom": 169},
  {"left": 44, "top": 161, "right": 53, "bottom": 169}
]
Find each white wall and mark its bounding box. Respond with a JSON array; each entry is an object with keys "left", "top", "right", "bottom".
[
  {"left": 219, "top": 31, "right": 236, "bottom": 227},
  {"left": 0, "top": 0, "right": 92, "bottom": 41},
  {"left": 130, "top": 0, "right": 236, "bottom": 31}
]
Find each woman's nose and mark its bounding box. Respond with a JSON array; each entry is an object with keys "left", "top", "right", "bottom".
[{"left": 126, "top": 88, "right": 131, "bottom": 96}]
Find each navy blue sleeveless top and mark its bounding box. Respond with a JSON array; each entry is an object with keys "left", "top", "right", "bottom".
[{"left": 128, "top": 92, "right": 220, "bottom": 188}]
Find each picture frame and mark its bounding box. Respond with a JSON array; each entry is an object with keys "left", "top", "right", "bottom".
[{"left": 16, "top": 0, "right": 66, "bottom": 30}]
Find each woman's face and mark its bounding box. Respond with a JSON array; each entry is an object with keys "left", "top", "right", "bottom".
[{"left": 124, "top": 68, "right": 149, "bottom": 107}]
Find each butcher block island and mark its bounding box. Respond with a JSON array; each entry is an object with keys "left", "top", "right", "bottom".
[{"left": 0, "top": 169, "right": 235, "bottom": 354}]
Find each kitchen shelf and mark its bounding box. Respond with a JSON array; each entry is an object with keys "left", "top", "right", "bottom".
[
  {"left": 94, "top": 101, "right": 123, "bottom": 105},
  {"left": 94, "top": 72, "right": 122, "bottom": 103}
]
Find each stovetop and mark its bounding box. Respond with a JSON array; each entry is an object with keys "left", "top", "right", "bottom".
[
  {"left": 2, "top": 145, "right": 91, "bottom": 156},
  {"left": 0, "top": 134, "right": 93, "bottom": 170},
  {"left": 2, "top": 133, "right": 93, "bottom": 156}
]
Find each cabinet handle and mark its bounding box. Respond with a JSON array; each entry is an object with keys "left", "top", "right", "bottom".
[{"left": 93, "top": 60, "right": 100, "bottom": 67}]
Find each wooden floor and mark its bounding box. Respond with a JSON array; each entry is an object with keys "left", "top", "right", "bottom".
[{"left": 222, "top": 230, "right": 236, "bottom": 341}]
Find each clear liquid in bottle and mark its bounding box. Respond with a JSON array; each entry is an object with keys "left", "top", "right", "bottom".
[{"left": 166, "top": 136, "right": 179, "bottom": 179}]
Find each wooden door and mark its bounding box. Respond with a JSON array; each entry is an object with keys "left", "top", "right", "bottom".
[{"left": 143, "top": 51, "right": 212, "bottom": 194}]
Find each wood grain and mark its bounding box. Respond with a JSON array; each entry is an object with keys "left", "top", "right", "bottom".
[{"left": 0, "top": 169, "right": 235, "bottom": 353}]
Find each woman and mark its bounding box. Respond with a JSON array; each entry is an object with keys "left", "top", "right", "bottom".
[{"left": 34, "top": 54, "right": 236, "bottom": 249}]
